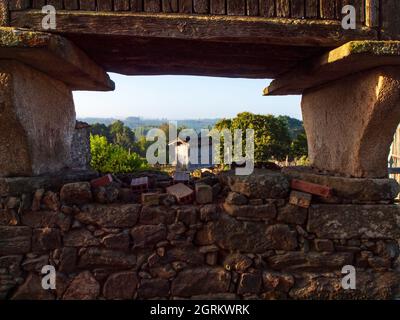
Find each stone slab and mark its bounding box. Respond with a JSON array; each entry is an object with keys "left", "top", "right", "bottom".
[
  {"left": 283, "top": 167, "right": 400, "bottom": 202},
  {"left": 0, "top": 170, "right": 98, "bottom": 196},
  {"left": 0, "top": 27, "right": 114, "bottom": 91},
  {"left": 219, "top": 169, "right": 290, "bottom": 199},
  {"left": 264, "top": 41, "right": 400, "bottom": 95},
  {"left": 307, "top": 204, "right": 400, "bottom": 239}
]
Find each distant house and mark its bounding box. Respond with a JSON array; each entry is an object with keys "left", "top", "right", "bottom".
[{"left": 168, "top": 136, "right": 214, "bottom": 171}]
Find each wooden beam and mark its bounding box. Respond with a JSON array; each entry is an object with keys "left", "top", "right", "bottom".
[
  {"left": 227, "top": 0, "right": 246, "bottom": 16},
  {"left": 381, "top": 0, "right": 400, "bottom": 39},
  {"left": 79, "top": 0, "right": 96, "bottom": 10},
  {"left": 210, "top": 0, "right": 225, "bottom": 14},
  {"left": 259, "top": 0, "right": 274, "bottom": 17},
  {"left": 144, "top": 0, "right": 161, "bottom": 12},
  {"left": 0, "top": 27, "right": 114, "bottom": 91},
  {"left": 114, "top": 0, "right": 130, "bottom": 10},
  {"left": 64, "top": 0, "right": 79, "bottom": 10},
  {"left": 305, "top": 0, "right": 318, "bottom": 18},
  {"left": 10, "top": 11, "right": 376, "bottom": 47},
  {"left": 0, "top": 0, "right": 9, "bottom": 26},
  {"left": 8, "top": 0, "right": 30, "bottom": 10},
  {"left": 365, "top": 0, "right": 379, "bottom": 28},
  {"left": 162, "top": 0, "right": 178, "bottom": 12},
  {"left": 276, "top": 0, "right": 289, "bottom": 17},
  {"left": 179, "top": 0, "right": 192, "bottom": 13},
  {"left": 32, "top": 0, "right": 46, "bottom": 8},
  {"left": 320, "top": 0, "right": 336, "bottom": 19},
  {"left": 291, "top": 0, "right": 304, "bottom": 18},
  {"left": 47, "top": 0, "right": 63, "bottom": 9},
  {"left": 194, "top": 0, "right": 209, "bottom": 14},
  {"left": 131, "top": 0, "right": 144, "bottom": 11},
  {"left": 246, "top": 0, "right": 258, "bottom": 16},
  {"left": 264, "top": 41, "right": 400, "bottom": 95}
]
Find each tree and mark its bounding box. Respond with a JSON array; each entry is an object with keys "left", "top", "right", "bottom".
[
  {"left": 90, "top": 135, "right": 147, "bottom": 173},
  {"left": 214, "top": 112, "right": 292, "bottom": 163},
  {"left": 90, "top": 123, "right": 111, "bottom": 141},
  {"left": 109, "top": 120, "right": 136, "bottom": 150},
  {"left": 290, "top": 131, "right": 308, "bottom": 160}
]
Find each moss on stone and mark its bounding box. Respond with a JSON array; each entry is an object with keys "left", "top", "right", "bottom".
[
  {"left": 0, "top": 27, "right": 48, "bottom": 48},
  {"left": 348, "top": 40, "right": 400, "bottom": 56}
]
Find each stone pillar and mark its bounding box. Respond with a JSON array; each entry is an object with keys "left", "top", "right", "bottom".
[
  {"left": 302, "top": 66, "right": 400, "bottom": 178},
  {"left": 0, "top": 60, "right": 76, "bottom": 177}
]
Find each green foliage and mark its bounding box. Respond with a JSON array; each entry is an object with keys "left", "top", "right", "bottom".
[
  {"left": 215, "top": 112, "right": 293, "bottom": 162},
  {"left": 90, "top": 135, "right": 148, "bottom": 173},
  {"left": 290, "top": 131, "right": 308, "bottom": 160}
]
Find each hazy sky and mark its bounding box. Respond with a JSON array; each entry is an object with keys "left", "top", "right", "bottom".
[{"left": 73, "top": 73, "right": 302, "bottom": 120}]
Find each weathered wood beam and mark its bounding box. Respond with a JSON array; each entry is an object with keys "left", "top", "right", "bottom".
[
  {"left": 10, "top": 11, "right": 378, "bottom": 47},
  {"left": 264, "top": 41, "right": 400, "bottom": 95},
  {"left": 381, "top": 0, "right": 400, "bottom": 39},
  {"left": 0, "top": 27, "right": 115, "bottom": 91},
  {"left": 0, "top": 0, "right": 9, "bottom": 26},
  {"left": 365, "top": 0, "right": 379, "bottom": 28},
  {"left": 259, "top": 0, "right": 274, "bottom": 17}
]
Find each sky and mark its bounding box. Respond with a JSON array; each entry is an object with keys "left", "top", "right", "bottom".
[{"left": 73, "top": 73, "right": 302, "bottom": 120}]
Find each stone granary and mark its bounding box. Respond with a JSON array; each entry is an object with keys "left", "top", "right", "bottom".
[{"left": 1, "top": 0, "right": 400, "bottom": 300}]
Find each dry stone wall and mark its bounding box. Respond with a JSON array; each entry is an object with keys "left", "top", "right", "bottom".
[{"left": 0, "top": 169, "right": 400, "bottom": 300}]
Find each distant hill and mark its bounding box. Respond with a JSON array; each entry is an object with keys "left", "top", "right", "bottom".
[
  {"left": 79, "top": 117, "right": 220, "bottom": 133},
  {"left": 79, "top": 115, "right": 303, "bottom": 137}
]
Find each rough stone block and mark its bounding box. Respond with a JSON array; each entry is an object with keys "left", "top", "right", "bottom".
[
  {"left": 314, "top": 239, "right": 335, "bottom": 252},
  {"left": 171, "top": 267, "right": 231, "bottom": 297},
  {"left": 283, "top": 166, "right": 400, "bottom": 202},
  {"left": 141, "top": 192, "right": 160, "bottom": 206},
  {"left": 237, "top": 273, "right": 262, "bottom": 295},
  {"left": 0, "top": 226, "right": 31, "bottom": 255},
  {"left": 138, "top": 278, "right": 169, "bottom": 298},
  {"left": 79, "top": 248, "right": 136, "bottom": 268},
  {"left": 267, "top": 251, "right": 353, "bottom": 271},
  {"left": 63, "top": 229, "right": 100, "bottom": 247},
  {"left": 102, "top": 232, "right": 130, "bottom": 251},
  {"left": 130, "top": 224, "right": 167, "bottom": 249},
  {"left": 32, "top": 228, "right": 62, "bottom": 252},
  {"left": 139, "top": 205, "right": 175, "bottom": 225},
  {"left": 63, "top": 271, "right": 100, "bottom": 300},
  {"left": 277, "top": 204, "right": 308, "bottom": 225},
  {"left": 166, "top": 183, "right": 194, "bottom": 204},
  {"left": 60, "top": 182, "right": 92, "bottom": 205},
  {"left": 76, "top": 204, "right": 140, "bottom": 228},
  {"left": 11, "top": 273, "right": 55, "bottom": 300},
  {"left": 0, "top": 61, "right": 76, "bottom": 177},
  {"left": 223, "top": 203, "right": 276, "bottom": 220},
  {"left": 289, "top": 271, "right": 400, "bottom": 299},
  {"left": 219, "top": 169, "right": 290, "bottom": 199},
  {"left": 195, "top": 183, "right": 213, "bottom": 204},
  {"left": 206, "top": 214, "right": 296, "bottom": 253},
  {"left": 226, "top": 191, "right": 248, "bottom": 205},
  {"left": 308, "top": 204, "right": 400, "bottom": 239},
  {"left": 289, "top": 190, "right": 312, "bottom": 208},
  {"left": 103, "top": 271, "right": 138, "bottom": 300}
]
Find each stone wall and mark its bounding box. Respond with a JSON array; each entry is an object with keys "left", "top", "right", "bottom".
[
  {"left": 1, "top": 169, "right": 399, "bottom": 300},
  {"left": 70, "top": 121, "right": 91, "bottom": 171}
]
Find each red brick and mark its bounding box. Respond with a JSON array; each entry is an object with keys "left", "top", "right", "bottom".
[
  {"left": 90, "top": 174, "right": 113, "bottom": 188},
  {"left": 291, "top": 179, "right": 332, "bottom": 198}
]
